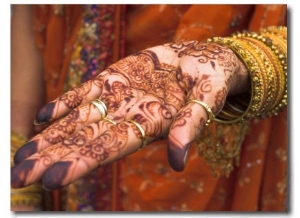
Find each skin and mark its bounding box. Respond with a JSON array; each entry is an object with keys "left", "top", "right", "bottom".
[
  {"left": 11, "top": 5, "right": 45, "bottom": 211},
  {"left": 11, "top": 39, "right": 250, "bottom": 191}
]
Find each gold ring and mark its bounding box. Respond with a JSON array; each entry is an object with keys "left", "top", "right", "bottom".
[
  {"left": 102, "top": 117, "right": 116, "bottom": 125},
  {"left": 90, "top": 99, "right": 108, "bottom": 118},
  {"left": 186, "top": 100, "right": 215, "bottom": 126},
  {"left": 127, "top": 120, "right": 147, "bottom": 149}
]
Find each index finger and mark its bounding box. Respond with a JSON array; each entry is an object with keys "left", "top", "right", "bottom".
[{"left": 34, "top": 74, "right": 106, "bottom": 124}]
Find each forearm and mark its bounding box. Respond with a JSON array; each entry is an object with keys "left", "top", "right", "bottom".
[
  {"left": 11, "top": 5, "right": 45, "bottom": 137},
  {"left": 11, "top": 5, "right": 45, "bottom": 211}
]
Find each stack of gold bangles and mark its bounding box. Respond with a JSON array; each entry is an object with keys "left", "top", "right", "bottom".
[{"left": 207, "top": 26, "right": 287, "bottom": 124}]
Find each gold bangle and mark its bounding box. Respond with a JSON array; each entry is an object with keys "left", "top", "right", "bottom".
[
  {"left": 233, "top": 37, "right": 268, "bottom": 114},
  {"left": 236, "top": 35, "right": 277, "bottom": 115},
  {"left": 209, "top": 37, "right": 264, "bottom": 124},
  {"left": 243, "top": 36, "right": 282, "bottom": 115},
  {"left": 247, "top": 28, "right": 287, "bottom": 115},
  {"left": 208, "top": 26, "right": 287, "bottom": 123}
]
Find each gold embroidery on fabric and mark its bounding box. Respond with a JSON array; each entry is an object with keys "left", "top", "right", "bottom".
[{"left": 196, "top": 121, "right": 250, "bottom": 177}]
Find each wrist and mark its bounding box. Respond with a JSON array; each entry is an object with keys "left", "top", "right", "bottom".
[
  {"left": 207, "top": 26, "right": 287, "bottom": 124},
  {"left": 227, "top": 50, "right": 251, "bottom": 96}
]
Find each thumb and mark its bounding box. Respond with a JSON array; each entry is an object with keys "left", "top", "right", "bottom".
[{"left": 167, "top": 100, "right": 214, "bottom": 171}]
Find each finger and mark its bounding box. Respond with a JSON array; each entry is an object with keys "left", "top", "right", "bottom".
[
  {"left": 167, "top": 100, "right": 215, "bottom": 172},
  {"left": 15, "top": 82, "right": 149, "bottom": 164},
  {"left": 34, "top": 75, "right": 105, "bottom": 124},
  {"left": 11, "top": 119, "right": 116, "bottom": 188},
  {"left": 41, "top": 121, "right": 148, "bottom": 190},
  {"left": 12, "top": 120, "right": 152, "bottom": 190},
  {"left": 14, "top": 102, "right": 106, "bottom": 164},
  {"left": 16, "top": 70, "right": 152, "bottom": 165},
  {"left": 124, "top": 94, "right": 177, "bottom": 139},
  {"left": 11, "top": 144, "right": 72, "bottom": 188}
]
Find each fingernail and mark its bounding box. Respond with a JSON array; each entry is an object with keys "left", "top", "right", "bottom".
[
  {"left": 167, "top": 139, "right": 191, "bottom": 172},
  {"left": 35, "top": 102, "right": 56, "bottom": 124},
  {"left": 14, "top": 141, "right": 38, "bottom": 165},
  {"left": 42, "top": 161, "right": 72, "bottom": 190},
  {"left": 11, "top": 159, "right": 37, "bottom": 188}
]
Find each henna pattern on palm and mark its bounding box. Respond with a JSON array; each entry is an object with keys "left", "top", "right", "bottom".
[{"left": 12, "top": 40, "right": 249, "bottom": 189}]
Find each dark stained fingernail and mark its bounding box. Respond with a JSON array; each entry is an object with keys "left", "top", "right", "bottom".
[
  {"left": 11, "top": 159, "right": 37, "bottom": 188},
  {"left": 42, "top": 161, "right": 72, "bottom": 190},
  {"left": 35, "top": 102, "right": 56, "bottom": 124},
  {"left": 13, "top": 140, "right": 38, "bottom": 165},
  {"left": 167, "top": 139, "right": 191, "bottom": 172}
]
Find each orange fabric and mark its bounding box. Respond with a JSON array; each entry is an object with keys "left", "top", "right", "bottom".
[
  {"left": 32, "top": 4, "right": 287, "bottom": 211},
  {"left": 33, "top": 5, "right": 83, "bottom": 102},
  {"left": 121, "top": 4, "right": 287, "bottom": 211}
]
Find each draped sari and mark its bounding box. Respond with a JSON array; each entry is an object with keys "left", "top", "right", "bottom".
[{"left": 32, "top": 4, "right": 287, "bottom": 211}]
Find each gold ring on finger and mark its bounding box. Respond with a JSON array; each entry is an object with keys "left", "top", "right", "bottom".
[
  {"left": 127, "top": 120, "right": 147, "bottom": 149},
  {"left": 186, "top": 100, "right": 215, "bottom": 126},
  {"left": 102, "top": 117, "right": 117, "bottom": 125},
  {"left": 90, "top": 99, "right": 108, "bottom": 119}
]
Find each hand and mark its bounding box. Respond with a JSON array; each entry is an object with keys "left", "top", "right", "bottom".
[{"left": 11, "top": 40, "right": 249, "bottom": 190}]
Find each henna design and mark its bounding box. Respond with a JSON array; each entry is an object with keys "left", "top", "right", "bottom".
[
  {"left": 41, "top": 143, "right": 75, "bottom": 160},
  {"left": 101, "top": 80, "right": 140, "bottom": 116},
  {"left": 40, "top": 103, "right": 96, "bottom": 146},
  {"left": 196, "top": 74, "right": 212, "bottom": 101},
  {"left": 44, "top": 111, "right": 78, "bottom": 144},
  {"left": 79, "top": 142, "right": 109, "bottom": 163},
  {"left": 36, "top": 76, "right": 104, "bottom": 124},
  {"left": 198, "top": 74, "right": 212, "bottom": 93},
  {"left": 91, "top": 76, "right": 105, "bottom": 88},
  {"left": 164, "top": 72, "right": 186, "bottom": 110},
  {"left": 130, "top": 125, "right": 143, "bottom": 140},
  {"left": 61, "top": 118, "right": 118, "bottom": 151},
  {"left": 225, "top": 75, "right": 233, "bottom": 87},
  {"left": 197, "top": 117, "right": 206, "bottom": 134},
  {"left": 61, "top": 78, "right": 101, "bottom": 106},
  {"left": 210, "top": 61, "right": 216, "bottom": 69},
  {"left": 40, "top": 154, "right": 55, "bottom": 166},
  {"left": 62, "top": 133, "right": 88, "bottom": 149},
  {"left": 166, "top": 40, "right": 198, "bottom": 52},
  {"left": 79, "top": 123, "right": 128, "bottom": 163},
  {"left": 171, "top": 108, "right": 192, "bottom": 129},
  {"left": 59, "top": 89, "right": 84, "bottom": 109},
  {"left": 168, "top": 40, "right": 237, "bottom": 76},
  {"left": 108, "top": 51, "right": 179, "bottom": 97},
  {"left": 177, "top": 71, "right": 194, "bottom": 93},
  {"left": 132, "top": 100, "right": 173, "bottom": 138},
  {"left": 217, "top": 47, "right": 237, "bottom": 75},
  {"left": 212, "top": 87, "right": 228, "bottom": 114}
]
